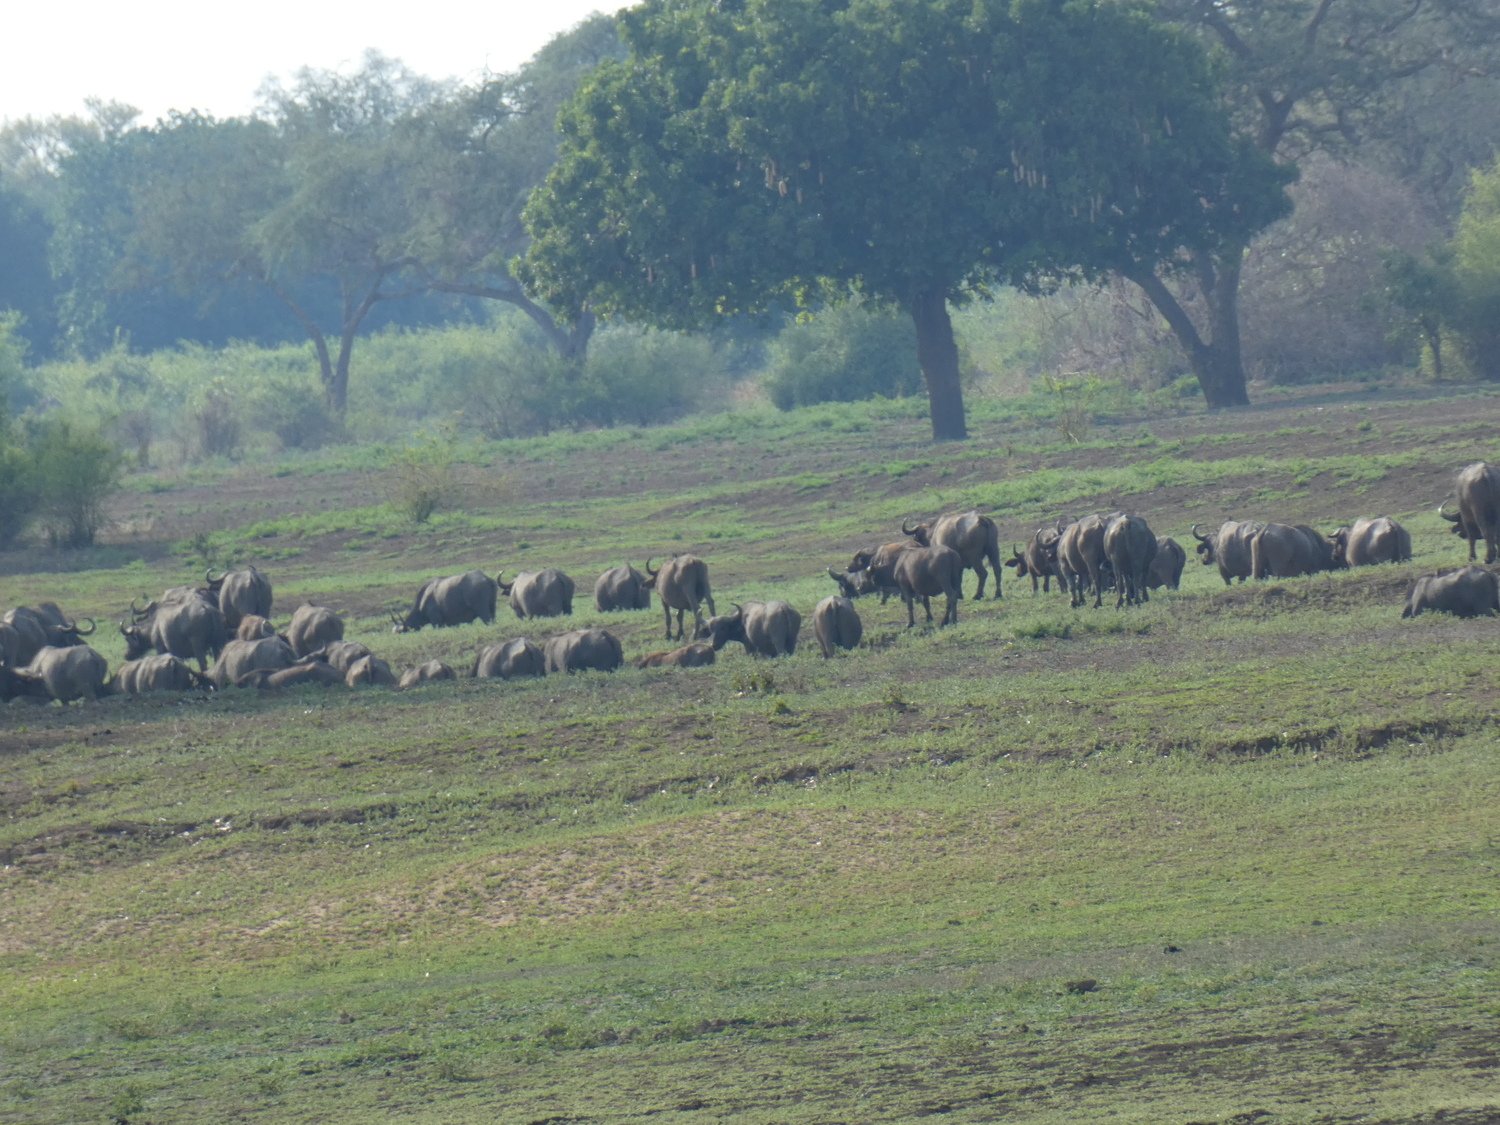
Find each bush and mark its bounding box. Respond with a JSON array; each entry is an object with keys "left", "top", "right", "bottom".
[
  {"left": 387, "top": 428, "right": 461, "bottom": 523},
  {"left": 1450, "top": 160, "right": 1500, "bottom": 380},
  {"left": 762, "top": 304, "right": 921, "bottom": 410},
  {"left": 0, "top": 443, "right": 38, "bottom": 550},
  {"left": 250, "top": 375, "right": 341, "bottom": 450},
  {"left": 187, "top": 382, "right": 242, "bottom": 459},
  {"left": 25, "top": 418, "right": 124, "bottom": 549}
]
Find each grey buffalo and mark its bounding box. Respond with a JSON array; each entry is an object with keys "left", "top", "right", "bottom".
[
  {"left": 1104, "top": 514, "right": 1158, "bottom": 608},
  {"left": 1250, "top": 523, "right": 1336, "bottom": 579},
  {"left": 398, "top": 660, "right": 458, "bottom": 689},
  {"left": 236, "top": 614, "right": 276, "bottom": 641},
  {"left": 902, "top": 511, "right": 1004, "bottom": 599},
  {"left": 21, "top": 645, "right": 110, "bottom": 703},
  {"left": 111, "top": 654, "right": 212, "bottom": 694},
  {"left": 286, "top": 604, "right": 344, "bottom": 658},
  {"left": 501, "top": 568, "right": 575, "bottom": 619},
  {"left": 544, "top": 629, "right": 624, "bottom": 673},
  {"left": 394, "top": 570, "right": 498, "bottom": 632},
  {"left": 1057, "top": 514, "right": 1114, "bottom": 608},
  {"left": 699, "top": 601, "right": 802, "bottom": 656},
  {"left": 207, "top": 566, "right": 273, "bottom": 631},
  {"left": 1440, "top": 462, "right": 1500, "bottom": 563},
  {"left": 2, "top": 604, "right": 96, "bottom": 666},
  {"left": 812, "top": 596, "right": 863, "bottom": 657},
  {"left": 473, "top": 638, "right": 546, "bottom": 679},
  {"left": 345, "top": 654, "right": 399, "bottom": 688},
  {"left": 594, "top": 565, "right": 653, "bottom": 611},
  {"left": 314, "top": 639, "right": 373, "bottom": 676},
  {"left": 122, "top": 596, "right": 227, "bottom": 671},
  {"left": 1192, "top": 520, "right": 1264, "bottom": 585},
  {"left": 838, "top": 541, "right": 911, "bottom": 603},
  {"left": 643, "top": 556, "right": 716, "bottom": 640},
  {"left": 894, "top": 544, "right": 963, "bottom": 627},
  {"left": 210, "top": 637, "right": 297, "bottom": 688},
  {"left": 1147, "top": 536, "right": 1187, "bottom": 591},
  {"left": 239, "top": 660, "right": 345, "bottom": 690},
  {"left": 1402, "top": 566, "right": 1500, "bottom": 619},
  {"left": 1331, "top": 517, "right": 1412, "bottom": 568},
  {"left": 634, "top": 642, "right": 717, "bottom": 668}
]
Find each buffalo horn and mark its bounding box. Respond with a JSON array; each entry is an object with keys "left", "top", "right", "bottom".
[
  {"left": 731, "top": 602, "right": 743, "bottom": 617},
  {"left": 645, "top": 557, "right": 658, "bottom": 576},
  {"left": 119, "top": 621, "right": 130, "bottom": 635},
  {"left": 1437, "top": 500, "right": 1460, "bottom": 523},
  {"left": 1190, "top": 524, "right": 1209, "bottom": 543},
  {"left": 75, "top": 617, "right": 95, "bottom": 636},
  {"left": 902, "top": 519, "right": 918, "bottom": 536},
  {"left": 130, "top": 598, "right": 145, "bottom": 618},
  {"left": 827, "top": 566, "right": 841, "bottom": 580}
]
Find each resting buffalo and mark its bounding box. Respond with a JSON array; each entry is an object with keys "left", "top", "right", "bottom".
[
  {"left": 473, "top": 638, "right": 546, "bottom": 679},
  {"left": 207, "top": 566, "right": 273, "bottom": 631},
  {"left": 1440, "top": 462, "right": 1500, "bottom": 563},
  {"left": 894, "top": 544, "right": 963, "bottom": 627},
  {"left": 345, "top": 654, "right": 399, "bottom": 688},
  {"left": 594, "top": 565, "right": 652, "bottom": 612},
  {"left": 544, "top": 628, "right": 624, "bottom": 673},
  {"left": 1331, "top": 517, "right": 1411, "bottom": 568},
  {"left": 314, "top": 640, "right": 372, "bottom": 675},
  {"left": 1402, "top": 566, "right": 1500, "bottom": 619},
  {"left": 812, "top": 596, "right": 862, "bottom": 657},
  {"left": 239, "top": 660, "right": 345, "bottom": 690},
  {"left": 643, "top": 556, "right": 716, "bottom": 640},
  {"left": 1103, "top": 514, "right": 1158, "bottom": 608},
  {"left": 1146, "top": 536, "right": 1186, "bottom": 591},
  {"left": 21, "top": 645, "right": 110, "bottom": 703},
  {"left": 394, "top": 570, "right": 498, "bottom": 632},
  {"left": 1250, "top": 523, "right": 1336, "bottom": 579},
  {"left": 286, "top": 604, "right": 344, "bottom": 657},
  {"left": 122, "top": 596, "right": 227, "bottom": 672},
  {"left": 236, "top": 614, "right": 276, "bottom": 641},
  {"left": 1192, "top": 520, "right": 1264, "bottom": 585},
  {"left": 634, "top": 642, "right": 716, "bottom": 668},
  {"left": 2, "top": 604, "right": 96, "bottom": 666},
  {"left": 902, "top": 511, "right": 1003, "bottom": 599},
  {"left": 699, "top": 601, "right": 802, "bottom": 656},
  {"left": 1057, "top": 514, "right": 1114, "bottom": 608},
  {"left": 501, "top": 568, "right": 575, "bottom": 619},
  {"left": 398, "top": 660, "right": 457, "bottom": 689},
  {"left": 111, "top": 654, "right": 213, "bottom": 694},
  {"left": 210, "top": 636, "right": 297, "bottom": 688}
]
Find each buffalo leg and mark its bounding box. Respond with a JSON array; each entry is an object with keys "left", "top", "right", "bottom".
[{"left": 904, "top": 594, "right": 917, "bottom": 629}]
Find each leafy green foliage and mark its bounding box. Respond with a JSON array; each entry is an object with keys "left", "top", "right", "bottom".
[
  {"left": 24, "top": 417, "right": 125, "bottom": 548},
  {"left": 763, "top": 305, "right": 920, "bottom": 410}
]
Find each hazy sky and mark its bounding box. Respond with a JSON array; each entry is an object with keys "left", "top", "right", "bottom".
[{"left": 1, "top": 0, "right": 611, "bottom": 126}]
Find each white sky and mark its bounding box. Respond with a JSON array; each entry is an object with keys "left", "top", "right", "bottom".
[{"left": 1, "top": 0, "right": 613, "bottom": 126}]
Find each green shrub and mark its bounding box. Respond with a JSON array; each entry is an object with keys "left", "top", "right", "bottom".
[
  {"left": 25, "top": 418, "right": 125, "bottom": 549},
  {"left": 387, "top": 428, "right": 461, "bottom": 523},
  {"left": 1451, "top": 161, "right": 1500, "bottom": 380},
  {"left": 0, "top": 443, "right": 38, "bottom": 550},
  {"left": 250, "top": 375, "right": 341, "bottom": 450},
  {"left": 762, "top": 304, "right": 921, "bottom": 410}
]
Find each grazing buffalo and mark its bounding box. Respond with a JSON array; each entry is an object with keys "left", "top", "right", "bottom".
[
  {"left": 398, "top": 660, "right": 458, "bottom": 690},
  {"left": 894, "top": 544, "right": 963, "bottom": 627},
  {"left": 902, "top": 511, "right": 1004, "bottom": 599},
  {"left": 1057, "top": 514, "right": 1114, "bottom": 608},
  {"left": 1192, "top": 520, "right": 1264, "bottom": 585},
  {"left": 634, "top": 642, "right": 717, "bottom": 669},
  {"left": 286, "top": 604, "right": 344, "bottom": 658},
  {"left": 1402, "top": 566, "right": 1500, "bottom": 619},
  {"left": 394, "top": 570, "right": 498, "bottom": 632},
  {"left": 1440, "top": 462, "right": 1500, "bottom": 563},
  {"left": 208, "top": 566, "right": 273, "bottom": 631},
  {"left": 2, "top": 604, "right": 95, "bottom": 666},
  {"left": 122, "top": 596, "right": 227, "bottom": 672},
  {"left": 1331, "top": 517, "right": 1412, "bottom": 568},
  {"left": 239, "top": 660, "right": 345, "bottom": 690},
  {"left": 594, "top": 565, "right": 652, "bottom": 612},
  {"left": 345, "top": 654, "right": 399, "bottom": 688},
  {"left": 501, "top": 568, "right": 575, "bottom": 619},
  {"left": 1250, "top": 523, "right": 1336, "bottom": 579},
  {"left": 544, "top": 629, "right": 624, "bottom": 674},
  {"left": 1146, "top": 536, "right": 1187, "bottom": 591},
  {"left": 210, "top": 637, "right": 297, "bottom": 688},
  {"left": 700, "top": 601, "right": 803, "bottom": 656},
  {"left": 1104, "top": 514, "right": 1158, "bottom": 608},
  {"left": 643, "top": 556, "right": 716, "bottom": 640},
  {"left": 1006, "top": 525, "right": 1067, "bottom": 595},
  {"left": 473, "top": 639, "right": 546, "bottom": 680},
  {"left": 841, "top": 541, "right": 912, "bottom": 603},
  {"left": 111, "top": 654, "right": 212, "bottom": 694},
  {"left": 23, "top": 645, "right": 110, "bottom": 703},
  {"left": 236, "top": 614, "right": 276, "bottom": 641},
  {"left": 812, "top": 596, "right": 863, "bottom": 657}
]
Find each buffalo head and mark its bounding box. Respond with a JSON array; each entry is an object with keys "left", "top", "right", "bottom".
[
  {"left": 901, "top": 518, "right": 933, "bottom": 547},
  {"left": 1191, "top": 524, "right": 1215, "bottom": 564}
]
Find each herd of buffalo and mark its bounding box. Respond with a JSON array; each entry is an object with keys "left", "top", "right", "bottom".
[{"left": 2, "top": 461, "right": 1499, "bottom": 706}]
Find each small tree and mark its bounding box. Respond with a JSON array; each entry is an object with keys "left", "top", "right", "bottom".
[{"left": 27, "top": 419, "right": 124, "bottom": 548}]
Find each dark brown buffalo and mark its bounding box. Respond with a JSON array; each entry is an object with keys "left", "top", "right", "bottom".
[
  {"left": 122, "top": 596, "right": 227, "bottom": 672},
  {"left": 699, "top": 601, "right": 802, "bottom": 656},
  {"left": 593, "top": 565, "right": 653, "bottom": 612},
  {"left": 1402, "top": 566, "right": 1500, "bottom": 619},
  {"left": 1331, "top": 517, "right": 1412, "bottom": 568},
  {"left": 1057, "top": 514, "right": 1114, "bottom": 608},
  {"left": 394, "top": 570, "right": 498, "bottom": 632},
  {"left": 902, "top": 511, "right": 1003, "bottom": 599},
  {"left": 1005, "top": 525, "right": 1067, "bottom": 595},
  {"left": 812, "top": 596, "right": 863, "bottom": 657},
  {"left": 634, "top": 642, "right": 716, "bottom": 668},
  {"left": 543, "top": 629, "right": 624, "bottom": 673},
  {"left": 286, "top": 604, "right": 344, "bottom": 658},
  {"left": 398, "top": 660, "right": 458, "bottom": 689},
  {"left": 1146, "top": 536, "right": 1187, "bottom": 591},
  {"left": 239, "top": 660, "right": 346, "bottom": 689},
  {"left": 643, "top": 556, "right": 716, "bottom": 640},
  {"left": 893, "top": 544, "right": 963, "bottom": 627},
  {"left": 473, "top": 638, "right": 546, "bottom": 679},
  {"left": 842, "top": 541, "right": 912, "bottom": 603},
  {"left": 208, "top": 566, "right": 273, "bottom": 631},
  {"left": 1191, "top": 520, "right": 1263, "bottom": 585},
  {"left": 1440, "top": 462, "right": 1500, "bottom": 563},
  {"left": 111, "top": 654, "right": 212, "bottom": 694},
  {"left": 1104, "top": 514, "right": 1158, "bottom": 608},
  {"left": 1250, "top": 523, "right": 1336, "bottom": 579}
]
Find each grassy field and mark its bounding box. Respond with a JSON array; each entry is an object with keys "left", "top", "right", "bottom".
[{"left": 4, "top": 383, "right": 1500, "bottom": 1124}]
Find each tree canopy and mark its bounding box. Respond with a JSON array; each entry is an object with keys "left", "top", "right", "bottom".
[{"left": 521, "top": 0, "right": 1289, "bottom": 439}]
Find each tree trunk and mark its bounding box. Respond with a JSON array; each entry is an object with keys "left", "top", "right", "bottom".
[
  {"left": 426, "top": 277, "right": 595, "bottom": 361},
  {"left": 266, "top": 281, "right": 336, "bottom": 395},
  {"left": 909, "top": 288, "right": 967, "bottom": 441},
  {"left": 1122, "top": 251, "right": 1250, "bottom": 410}
]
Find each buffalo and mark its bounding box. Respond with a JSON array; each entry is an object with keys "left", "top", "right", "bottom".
[
  {"left": 902, "top": 511, "right": 1003, "bottom": 599},
  {"left": 111, "top": 654, "right": 213, "bottom": 694},
  {"left": 394, "top": 570, "right": 498, "bottom": 632},
  {"left": 22, "top": 645, "right": 110, "bottom": 703},
  {"left": 1250, "top": 523, "right": 1336, "bottom": 579},
  {"left": 841, "top": 541, "right": 912, "bottom": 603},
  {"left": 643, "top": 556, "right": 716, "bottom": 640},
  {"left": 210, "top": 636, "right": 297, "bottom": 688},
  {"left": 236, "top": 614, "right": 276, "bottom": 641},
  {"left": 1104, "top": 514, "right": 1158, "bottom": 608},
  {"left": 1192, "top": 520, "right": 1264, "bottom": 585},
  {"left": 634, "top": 642, "right": 717, "bottom": 669},
  {"left": 239, "top": 660, "right": 345, "bottom": 690},
  {"left": 544, "top": 628, "right": 624, "bottom": 673},
  {"left": 1331, "top": 517, "right": 1412, "bottom": 568},
  {"left": 501, "top": 568, "right": 575, "bottom": 619},
  {"left": 345, "top": 654, "right": 399, "bottom": 688},
  {"left": 316, "top": 640, "right": 373, "bottom": 676},
  {"left": 1402, "top": 566, "right": 1500, "bottom": 619},
  {"left": 1057, "top": 514, "right": 1114, "bottom": 608},
  {"left": 122, "top": 596, "right": 227, "bottom": 672},
  {"left": 812, "top": 596, "right": 863, "bottom": 657},
  {"left": 1146, "top": 536, "right": 1187, "bottom": 591},
  {"left": 208, "top": 566, "right": 273, "bottom": 631},
  {"left": 593, "top": 565, "right": 652, "bottom": 611},
  {"left": 2, "top": 604, "right": 96, "bottom": 666},
  {"left": 398, "top": 660, "right": 458, "bottom": 689},
  {"left": 1005, "top": 526, "right": 1066, "bottom": 595},
  {"left": 286, "top": 604, "right": 344, "bottom": 658},
  {"left": 1440, "top": 462, "right": 1500, "bottom": 563},
  {"left": 699, "top": 601, "right": 802, "bottom": 656},
  {"left": 473, "top": 638, "right": 546, "bottom": 679},
  {"left": 894, "top": 544, "right": 963, "bottom": 626}
]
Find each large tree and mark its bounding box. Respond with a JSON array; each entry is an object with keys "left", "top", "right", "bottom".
[
  {"left": 1133, "top": 0, "right": 1500, "bottom": 405},
  {"left": 521, "top": 0, "right": 1287, "bottom": 440}
]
